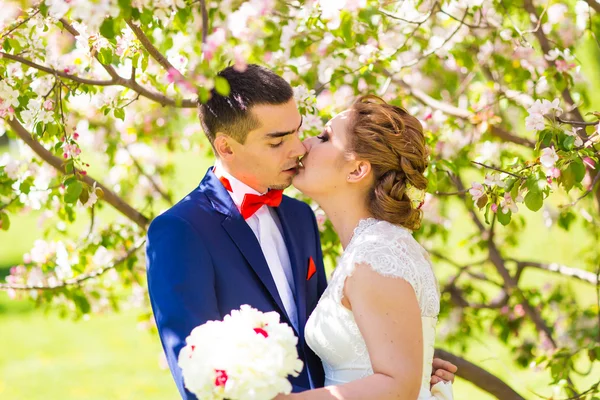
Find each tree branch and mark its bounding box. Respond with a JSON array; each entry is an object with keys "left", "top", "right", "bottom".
[
  {"left": 200, "top": 0, "right": 209, "bottom": 43},
  {"left": 0, "top": 238, "right": 145, "bottom": 291},
  {"left": 125, "top": 145, "right": 173, "bottom": 205},
  {"left": 584, "top": 0, "right": 600, "bottom": 14},
  {"left": 0, "top": 52, "right": 116, "bottom": 86},
  {"left": 382, "top": 69, "right": 536, "bottom": 149},
  {"left": 557, "top": 117, "right": 600, "bottom": 127},
  {"left": 126, "top": 20, "right": 179, "bottom": 73},
  {"left": 0, "top": 9, "right": 40, "bottom": 40},
  {"left": 434, "top": 349, "right": 526, "bottom": 399},
  {"left": 5, "top": 118, "right": 150, "bottom": 229},
  {"left": 510, "top": 260, "right": 599, "bottom": 285},
  {"left": 523, "top": 0, "right": 584, "bottom": 123},
  {"left": 57, "top": 18, "right": 197, "bottom": 108}
]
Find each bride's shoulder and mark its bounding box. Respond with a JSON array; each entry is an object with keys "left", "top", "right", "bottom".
[{"left": 351, "top": 219, "right": 415, "bottom": 249}]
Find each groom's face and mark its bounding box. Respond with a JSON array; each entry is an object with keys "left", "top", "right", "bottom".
[{"left": 227, "top": 98, "right": 305, "bottom": 192}]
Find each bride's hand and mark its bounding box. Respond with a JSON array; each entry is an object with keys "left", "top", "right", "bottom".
[{"left": 430, "top": 357, "right": 458, "bottom": 386}]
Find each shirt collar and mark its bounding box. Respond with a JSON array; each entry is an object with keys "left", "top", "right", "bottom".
[{"left": 213, "top": 160, "right": 266, "bottom": 209}]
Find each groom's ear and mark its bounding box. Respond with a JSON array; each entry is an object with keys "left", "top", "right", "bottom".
[
  {"left": 347, "top": 160, "right": 371, "bottom": 184},
  {"left": 214, "top": 133, "right": 234, "bottom": 159}
]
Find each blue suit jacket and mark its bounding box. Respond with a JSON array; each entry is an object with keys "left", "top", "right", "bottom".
[{"left": 146, "top": 168, "right": 327, "bottom": 399}]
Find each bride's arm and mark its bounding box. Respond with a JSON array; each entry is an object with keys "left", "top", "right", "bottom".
[{"left": 278, "top": 262, "right": 423, "bottom": 400}]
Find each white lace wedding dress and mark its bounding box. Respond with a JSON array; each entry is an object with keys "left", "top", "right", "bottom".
[{"left": 304, "top": 219, "right": 453, "bottom": 399}]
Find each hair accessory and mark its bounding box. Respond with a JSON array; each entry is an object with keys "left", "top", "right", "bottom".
[{"left": 405, "top": 182, "right": 426, "bottom": 210}]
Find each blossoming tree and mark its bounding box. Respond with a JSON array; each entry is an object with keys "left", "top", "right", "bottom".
[{"left": 1, "top": 0, "right": 599, "bottom": 398}]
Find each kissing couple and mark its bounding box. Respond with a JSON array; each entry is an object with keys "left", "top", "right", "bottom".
[{"left": 146, "top": 64, "right": 457, "bottom": 399}]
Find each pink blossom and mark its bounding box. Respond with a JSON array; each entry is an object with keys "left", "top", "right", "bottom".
[
  {"left": 514, "top": 304, "right": 525, "bottom": 317},
  {"left": 203, "top": 28, "right": 226, "bottom": 61},
  {"left": 555, "top": 59, "right": 576, "bottom": 73},
  {"left": 63, "top": 143, "right": 81, "bottom": 158},
  {"left": 491, "top": 203, "right": 498, "bottom": 213},
  {"left": 583, "top": 157, "right": 596, "bottom": 169},
  {"left": 233, "top": 47, "right": 248, "bottom": 72},
  {"left": 166, "top": 67, "right": 183, "bottom": 84},
  {"left": 43, "top": 99, "right": 55, "bottom": 111},
  {"left": 469, "top": 182, "right": 485, "bottom": 203},
  {"left": 500, "top": 192, "right": 518, "bottom": 214},
  {"left": 73, "top": 133, "right": 79, "bottom": 140}
]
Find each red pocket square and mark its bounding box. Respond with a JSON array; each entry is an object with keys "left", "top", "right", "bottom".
[{"left": 307, "top": 257, "right": 317, "bottom": 281}]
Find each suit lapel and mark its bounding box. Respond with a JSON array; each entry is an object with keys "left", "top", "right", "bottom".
[
  {"left": 275, "top": 199, "right": 308, "bottom": 337},
  {"left": 200, "top": 168, "right": 292, "bottom": 326}
]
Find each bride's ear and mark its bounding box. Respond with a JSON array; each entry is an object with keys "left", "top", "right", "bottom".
[{"left": 347, "top": 160, "right": 371, "bottom": 184}]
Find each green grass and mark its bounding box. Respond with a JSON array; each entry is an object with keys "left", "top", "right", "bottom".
[{"left": 0, "top": 292, "right": 177, "bottom": 400}]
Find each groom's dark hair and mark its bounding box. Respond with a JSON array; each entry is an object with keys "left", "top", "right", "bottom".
[{"left": 198, "top": 64, "right": 294, "bottom": 146}]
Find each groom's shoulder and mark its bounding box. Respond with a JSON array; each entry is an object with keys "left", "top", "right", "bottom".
[
  {"left": 281, "top": 195, "right": 315, "bottom": 221},
  {"left": 148, "top": 186, "right": 218, "bottom": 234}
]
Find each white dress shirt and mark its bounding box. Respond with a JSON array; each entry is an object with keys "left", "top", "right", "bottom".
[{"left": 214, "top": 163, "right": 298, "bottom": 332}]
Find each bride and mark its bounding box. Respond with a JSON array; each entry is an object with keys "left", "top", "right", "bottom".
[{"left": 277, "top": 95, "right": 453, "bottom": 399}]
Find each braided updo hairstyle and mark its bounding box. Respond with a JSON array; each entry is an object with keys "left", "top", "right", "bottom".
[{"left": 347, "top": 95, "right": 428, "bottom": 231}]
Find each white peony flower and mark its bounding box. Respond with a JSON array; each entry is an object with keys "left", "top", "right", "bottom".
[{"left": 178, "top": 305, "right": 302, "bottom": 400}]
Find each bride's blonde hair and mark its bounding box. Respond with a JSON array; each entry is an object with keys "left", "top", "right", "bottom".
[{"left": 346, "top": 95, "right": 428, "bottom": 231}]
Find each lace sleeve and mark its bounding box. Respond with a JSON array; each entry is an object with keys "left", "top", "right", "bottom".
[{"left": 346, "top": 223, "right": 440, "bottom": 317}]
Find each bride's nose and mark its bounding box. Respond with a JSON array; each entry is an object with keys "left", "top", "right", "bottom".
[{"left": 302, "top": 136, "right": 316, "bottom": 152}]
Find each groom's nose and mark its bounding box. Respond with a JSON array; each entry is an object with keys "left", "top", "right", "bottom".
[{"left": 289, "top": 135, "right": 306, "bottom": 159}]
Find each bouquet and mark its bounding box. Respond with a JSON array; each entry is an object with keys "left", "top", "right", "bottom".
[{"left": 178, "top": 305, "right": 304, "bottom": 400}]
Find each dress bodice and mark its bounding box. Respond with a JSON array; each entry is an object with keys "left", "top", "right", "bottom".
[{"left": 304, "top": 219, "right": 450, "bottom": 399}]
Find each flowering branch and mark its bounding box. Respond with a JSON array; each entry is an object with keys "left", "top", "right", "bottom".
[
  {"left": 0, "top": 52, "right": 115, "bottom": 86},
  {"left": 126, "top": 19, "right": 179, "bottom": 73},
  {"left": 5, "top": 118, "right": 150, "bottom": 228},
  {"left": 470, "top": 161, "right": 524, "bottom": 179},
  {"left": 0, "top": 238, "right": 145, "bottom": 291},
  {"left": 522, "top": 0, "right": 584, "bottom": 123},
  {"left": 0, "top": 9, "right": 39, "bottom": 40},
  {"left": 382, "top": 69, "right": 536, "bottom": 148},
  {"left": 56, "top": 18, "right": 197, "bottom": 108},
  {"left": 556, "top": 117, "right": 600, "bottom": 127}
]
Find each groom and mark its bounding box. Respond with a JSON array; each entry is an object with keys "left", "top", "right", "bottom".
[{"left": 146, "top": 64, "right": 456, "bottom": 399}]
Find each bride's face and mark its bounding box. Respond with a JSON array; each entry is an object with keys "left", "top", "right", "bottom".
[{"left": 293, "top": 110, "right": 356, "bottom": 197}]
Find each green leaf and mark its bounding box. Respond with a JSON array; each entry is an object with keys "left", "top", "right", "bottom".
[
  {"left": 0, "top": 212, "right": 10, "bottom": 231},
  {"left": 198, "top": 86, "right": 210, "bottom": 104},
  {"left": 340, "top": 12, "right": 354, "bottom": 45},
  {"left": 98, "top": 48, "right": 113, "bottom": 65},
  {"left": 141, "top": 54, "right": 149, "bottom": 72},
  {"left": 114, "top": 107, "right": 125, "bottom": 121},
  {"left": 118, "top": 0, "right": 133, "bottom": 18},
  {"left": 524, "top": 191, "right": 543, "bottom": 212},
  {"left": 497, "top": 209, "right": 512, "bottom": 225},
  {"left": 558, "top": 211, "right": 576, "bottom": 231},
  {"left": 562, "top": 135, "right": 575, "bottom": 151},
  {"left": 19, "top": 177, "right": 34, "bottom": 195},
  {"left": 100, "top": 18, "right": 116, "bottom": 39},
  {"left": 65, "top": 160, "right": 74, "bottom": 174},
  {"left": 46, "top": 124, "right": 58, "bottom": 137},
  {"left": 570, "top": 158, "right": 586, "bottom": 183},
  {"left": 214, "top": 76, "right": 230, "bottom": 97},
  {"left": 65, "top": 181, "right": 83, "bottom": 204}
]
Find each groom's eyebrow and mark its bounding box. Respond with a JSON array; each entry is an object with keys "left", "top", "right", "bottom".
[{"left": 265, "top": 117, "right": 303, "bottom": 139}]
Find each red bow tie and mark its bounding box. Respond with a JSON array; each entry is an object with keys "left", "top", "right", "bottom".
[{"left": 219, "top": 175, "right": 283, "bottom": 220}]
